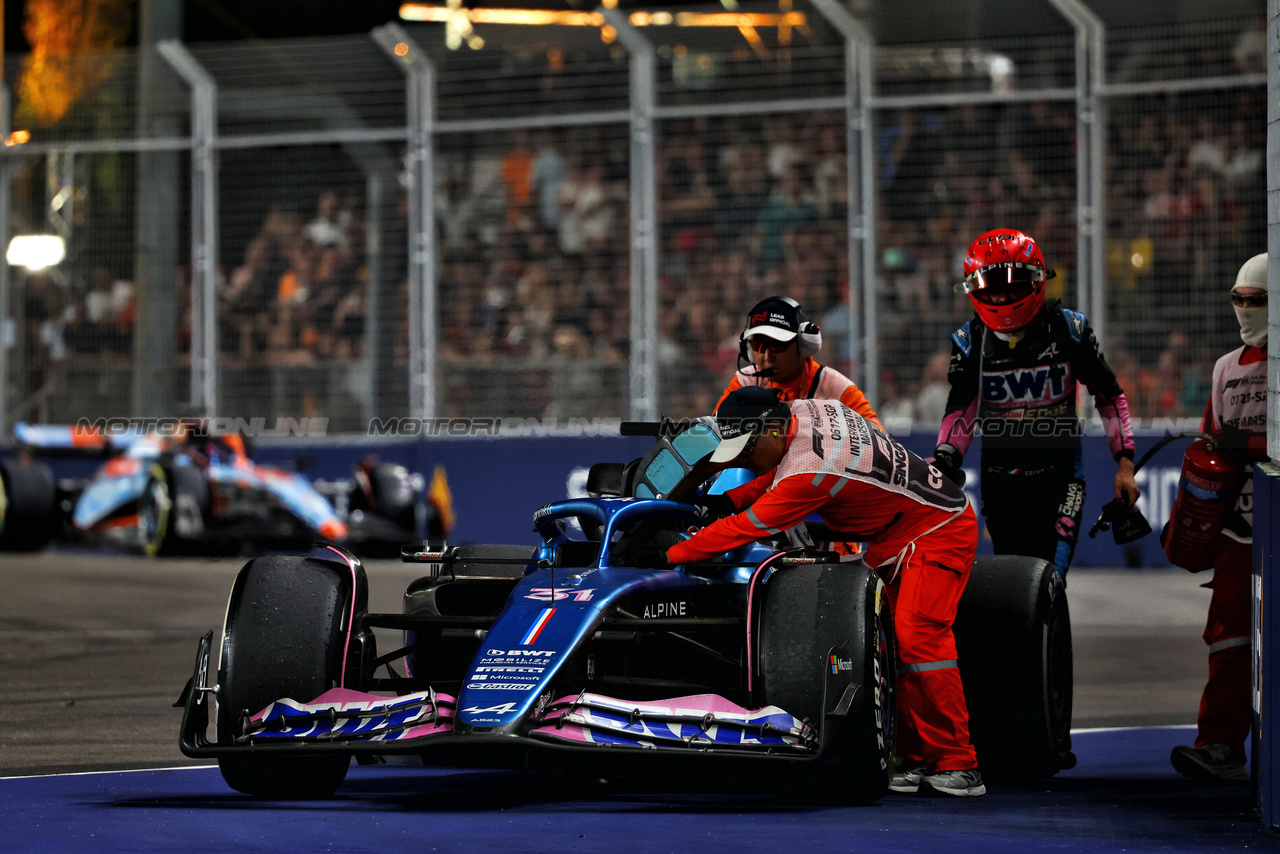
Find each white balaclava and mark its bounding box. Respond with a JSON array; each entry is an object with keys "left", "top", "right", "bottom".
[{"left": 1232, "top": 252, "right": 1268, "bottom": 348}]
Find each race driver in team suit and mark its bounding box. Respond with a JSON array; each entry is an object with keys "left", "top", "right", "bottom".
[
  {"left": 933, "top": 229, "right": 1140, "bottom": 578},
  {"left": 658, "top": 386, "right": 985, "bottom": 797},
  {"left": 715, "top": 296, "right": 883, "bottom": 431},
  {"left": 1170, "top": 252, "right": 1269, "bottom": 783}
]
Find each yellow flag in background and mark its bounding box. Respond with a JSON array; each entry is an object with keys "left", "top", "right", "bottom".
[{"left": 427, "top": 465, "right": 455, "bottom": 538}]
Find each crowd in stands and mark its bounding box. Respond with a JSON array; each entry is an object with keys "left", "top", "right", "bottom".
[
  {"left": 218, "top": 190, "right": 370, "bottom": 366},
  {"left": 419, "top": 87, "right": 1264, "bottom": 424},
  {"left": 28, "top": 20, "right": 1268, "bottom": 428}
]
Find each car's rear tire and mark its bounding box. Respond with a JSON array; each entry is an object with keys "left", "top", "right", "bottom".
[
  {"left": 216, "top": 554, "right": 360, "bottom": 798},
  {"left": 954, "top": 555, "right": 1073, "bottom": 782},
  {"left": 350, "top": 461, "right": 421, "bottom": 528},
  {"left": 0, "top": 456, "right": 58, "bottom": 551},
  {"left": 758, "top": 563, "right": 895, "bottom": 804}
]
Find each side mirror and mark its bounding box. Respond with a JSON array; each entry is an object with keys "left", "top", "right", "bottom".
[{"left": 586, "top": 462, "right": 626, "bottom": 497}]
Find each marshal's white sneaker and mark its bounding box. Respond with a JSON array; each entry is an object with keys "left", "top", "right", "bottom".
[
  {"left": 918, "top": 767, "right": 986, "bottom": 798},
  {"left": 889, "top": 763, "right": 928, "bottom": 794}
]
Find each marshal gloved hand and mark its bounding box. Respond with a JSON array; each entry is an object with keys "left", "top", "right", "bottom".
[
  {"left": 932, "top": 445, "right": 966, "bottom": 488},
  {"left": 1215, "top": 425, "right": 1257, "bottom": 461},
  {"left": 690, "top": 494, "right": 736, "bottom": 523}
]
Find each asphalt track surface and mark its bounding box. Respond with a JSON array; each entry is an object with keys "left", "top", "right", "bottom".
[{"left": 1, "top": 554, "right": 1275, "bottom": 852}]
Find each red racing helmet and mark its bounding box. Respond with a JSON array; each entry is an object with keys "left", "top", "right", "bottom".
[{"left": 962, "top": 228, "right": 1050, "bottom": 332}]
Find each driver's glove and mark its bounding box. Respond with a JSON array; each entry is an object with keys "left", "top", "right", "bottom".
[
  {"left": 932, "top": 445, "right": 966, "bottom": 488},
  {"left": 691, "top": 494, "right": 736, "bottom": 523}
]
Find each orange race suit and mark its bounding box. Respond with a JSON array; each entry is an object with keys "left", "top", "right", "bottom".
[
  {"left": 668, "top": 398, "right": 979, "bottom": 773},
  {"left": 715, "top": 358, "right": 883, "bottom": 431}
]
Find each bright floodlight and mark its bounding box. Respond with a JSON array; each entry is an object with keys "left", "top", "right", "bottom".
[{"left": 7, "top": 235, "right": 65, "bottom": 271}]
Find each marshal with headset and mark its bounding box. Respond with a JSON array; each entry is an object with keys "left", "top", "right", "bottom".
[{"left": 736, "top": 296, "right": 823, "bottom": 370}]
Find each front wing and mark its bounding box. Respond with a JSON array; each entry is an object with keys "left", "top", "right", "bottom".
[
  {"left": 531, "top": 693, "right": 811, "bottom": 750},
  {"left": 177, "top": 631, "right": 818, "bottom": 763}
]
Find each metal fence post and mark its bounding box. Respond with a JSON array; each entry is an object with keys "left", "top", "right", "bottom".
[
  {"left": 603, "top": 6, "right": 659, "bottom": 423},
  {"left": 811, "top": 0, "right": 877, "bottom": 404},
  {"left": 158, "top": 41, "right": 219, "bottom": 418},
  {"left": 0, "top": 85, "right": 9, "bottom": 435},
  {"left": 1048, "top": 0, "right": 1106, "bottom": 343},
  {"left": 364, "top": 169, "right": 384, "bottom": 428},
  {"left": 375, "top": 24, "right": 437, "bottom": 421}
]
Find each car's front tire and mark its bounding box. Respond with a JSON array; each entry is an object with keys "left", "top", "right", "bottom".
[
  {"left": 147, "top": 463, "right": 209, "bottom": 556},
  {"left": 0, "top": 456, "right": 57, "bottom": 551},
  {"left": 216, "top": 554, "right": 360, "bottom": 798},
  {"left": 758, "top": 563, "right": 895, "bottom": 804}
]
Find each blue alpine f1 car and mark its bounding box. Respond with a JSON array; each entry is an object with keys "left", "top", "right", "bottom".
[{"left": 177, "top": 419, "right": 1071, "bottom": 802}]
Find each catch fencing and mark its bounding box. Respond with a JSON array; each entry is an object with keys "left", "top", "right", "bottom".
[{"left": 0, "top": 0, "right": 1265, "bottom": 434}]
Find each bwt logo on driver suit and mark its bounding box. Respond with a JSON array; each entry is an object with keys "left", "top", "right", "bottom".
[{"left": 983, "top": 364, "right": 1072, "bottom": 405}]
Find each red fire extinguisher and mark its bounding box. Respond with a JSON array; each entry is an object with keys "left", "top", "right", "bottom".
[{"left": 1163, "top": 438, "right": 1245, "bottom": 572}]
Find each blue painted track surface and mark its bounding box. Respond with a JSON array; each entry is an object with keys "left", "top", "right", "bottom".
[{"left": 3, "top": 727, "right": 1275, "bottom": 853}]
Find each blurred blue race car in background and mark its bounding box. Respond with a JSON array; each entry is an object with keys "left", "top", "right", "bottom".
[{"left": 2, "top": 422, "right": 450, "bottom": 556}]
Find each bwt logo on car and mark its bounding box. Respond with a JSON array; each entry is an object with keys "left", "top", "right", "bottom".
[
  {"left": 982, "top": 365, "right": 1071, "bottom": 403},
  {"left": 486, "top": 649, "right": 554, "bottom": 658}
]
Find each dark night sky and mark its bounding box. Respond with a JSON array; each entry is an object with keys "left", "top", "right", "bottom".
[
  {"left": 3, "top": 0, "right": 706, "bottom": 52},
  {"left": 0, "top": 0, "right": 770, "bottom": 61},
  {"left": 1, "top": 1, "right": 442, "bottom": 51},
  {"left": 180, "top": 0, "right": 409, "bottom": 43},
  {"left": 3, "top": 1, "right": 1254, "bottom": 52},
  {"left": 179, "top": 0, "right": 718, "bottom": 43}
]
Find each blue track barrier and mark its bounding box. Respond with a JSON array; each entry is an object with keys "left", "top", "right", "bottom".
[
  {"left": 7, "top": 429, "right": 1201, "bottom": 567},
  {"left": 241, "top": 430, "right": 1193, "bottom": 568}
]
